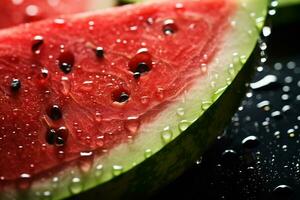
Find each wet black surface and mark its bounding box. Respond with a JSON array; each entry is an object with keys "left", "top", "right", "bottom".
[{"left": 153, "top": 17, "right": 300, "bottom": 200}]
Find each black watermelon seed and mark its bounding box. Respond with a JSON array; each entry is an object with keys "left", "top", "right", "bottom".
[
  {"left": 133, "top": 72, "right": 141, "bottom": 79},
  {"left": 55, "top": 126, "right": 69, "bottom": 147},
  {"left": 58, "top": 51, "right": 75, "bottom": 74},
  {"left": 10, "top": 78, "right": 21, "bottom": 92},
  {"left": 136, "top": 62, "right": 150, "bottom": 74},
  {"left": 60, "top": 63, "right": 72, "bottom": 74},
  {"left": 32, "top": 35, "right": 44, "bottom": 54},
  {"left": 129, "top": 49, "right": 152, "bottom": 78},
  {"left": 55, "top": 136, "right": 65, "bottom": 147},
  {"left": 113, "top": 90, "right": 130, "bottom": 103},
  {"left": 95, "top": 47, "right": 104, "bottom": 58},
  {"left": 46, "top": 128, "right": 56, "bottom": 145},
  {"left": 48, "top": 105, "right": 62, "bottom": 121},
  {"left": 118, "top": 92, "right": 130, "bottom": 103},
  {"left": 133, "top": 63, "right": 150, "bottom": 79}
]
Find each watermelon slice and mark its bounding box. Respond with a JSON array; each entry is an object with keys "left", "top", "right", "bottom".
[
  {"left": 0, "top": 0, "right": 115, "bottom": 28},
  {"left": 0, "top": 0, "right": 267, "bottom": 199}
]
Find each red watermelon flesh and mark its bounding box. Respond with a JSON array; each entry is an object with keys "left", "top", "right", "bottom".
[
  {"left": 0, "top": 0, "right": 93, "bottom": 28},
  {"left": 0, "top": 0, "right": 235, "bottom": 185}
]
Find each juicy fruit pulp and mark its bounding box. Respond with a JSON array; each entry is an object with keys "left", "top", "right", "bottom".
[
  {"left": 0, "top": 0, "right": 269, "bottom": 199},
  {"left": 0, "top": 0, "right": 235, "bottom": 182},
  {"left": 0, "top": 0, "right": 93, "bottom": 28}
]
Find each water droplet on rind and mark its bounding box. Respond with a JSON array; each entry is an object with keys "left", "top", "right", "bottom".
[
  {"left": 94, "top": 164, "right": 103, "bottom": 178},
  {"left": 228, "top": 64, "right": 235, "bottom": 77},
  {"left": 41, "top": 190, "right": 52, "bottom": 200},
  {"left": 144, "top": 149, "right": 152, "bottom": 158},
  {"left": 178, "top": 120, "right": 191, "bottom": 132},
  {"left": 239, "top": 55, "right": 247, "bottom": 64},
  {"left": 255, "top": 17, "right": 265, "bottom": 30},
  {"left": 69, "top": 177, "right": 83, "bottom": 195},
  {"left": 212, "top": 86, "right": 227, "bottom": 101},
  {"left": 176, "top": 108, "right": 185, "bottom": 117},
  {"left": 201, "top": 101, "right": 212, "bottom": 111},
  {"left": 161, "top": 127, "right": 173, "bottom": 144},
  {"left": 112, "top": 165, "right": 123, "bottom": 176}
]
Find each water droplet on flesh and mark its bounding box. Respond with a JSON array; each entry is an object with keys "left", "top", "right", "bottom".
[{"left": 163, "top": 19, "right": 178, "bottom": 35}]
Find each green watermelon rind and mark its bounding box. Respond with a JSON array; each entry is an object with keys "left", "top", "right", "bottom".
[
  {"left": 2, "top": 0, "right": 268, "bottom": 199},
  {"left": 278, "top": 0, "right": 300, "bottom": 7},
  {"left": 274, "top": 0, "right": 300, "bottom": 25}
]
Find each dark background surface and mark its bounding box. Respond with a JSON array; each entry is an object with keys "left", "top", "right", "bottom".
[{"left": 153, "top": 11, "right": 300, "bottom": 200}]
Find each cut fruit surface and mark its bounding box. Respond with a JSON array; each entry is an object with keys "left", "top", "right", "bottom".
[
  {"left": 0, "top": 0, "right": 86, "bottom": 28},
  {"left": 0, "top": 0, "right": 115, "bottom": 28},
  {"left": 0, "top": 0, "right": 268, "bottom": 199}
]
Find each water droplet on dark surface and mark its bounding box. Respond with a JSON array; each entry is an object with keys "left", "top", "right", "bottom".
[
  {"left": 10, "top": 78, "right": 21, "bottom": 92},
  {"left": 250, "top": 75, "right": 279, "bottom": 90},
  {"left": 271, "top": 111, "right": 282, "bottom": 119},
  {"left": 221, "top": 149, "right": 239, "bottom": 167},
  {"left": 282, "top": 105, "right": 291, "bottom": 113},
  {"left": 272, "top": 185, "right": 294, "bottom": 199},
  {"left": 257, "top": 100, "right": 270, "bottom": 110},
  {"left": 58, "top": 51, "right": 75, "bottom": 74},
  {"left": 241, "top": 136, "right": 260, "bottom": 149}
]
